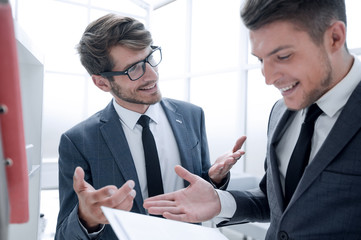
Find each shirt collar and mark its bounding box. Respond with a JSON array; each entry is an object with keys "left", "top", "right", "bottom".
[
  {"left": 314, "top": 55, "right": 361, "bottom": 117},
  {"left": 112, "top": 99, "right": 161, "bottom": 130}
]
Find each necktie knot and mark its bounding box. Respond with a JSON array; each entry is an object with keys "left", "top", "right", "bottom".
[
  {"left": 138, "top": 115, "right": 150, "bottom": 128},
  {"left": 304, "top": 104, "right": 323, "bottom": 124}
]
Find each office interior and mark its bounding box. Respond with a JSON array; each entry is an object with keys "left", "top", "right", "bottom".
[{"left": 1, "top": 0, "right": 361, "bottom": 239}]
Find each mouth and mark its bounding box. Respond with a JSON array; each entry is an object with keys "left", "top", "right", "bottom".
[
  {"left": 139, "top": 82, "right": 159, "bottom": 94},
  {"left": 140, "top": 83, "right": 157, "bottom": 91},
  {"left": 278, "top": 82, "right": 299, "bottom": 94}
]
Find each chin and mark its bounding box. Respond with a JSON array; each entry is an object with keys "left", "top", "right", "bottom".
[
  {"left": 151, "top": 92, "right": 162, "bottom": 103},
  {"left": 284, "top": 100, "right": 305, "bottom": 111},
  {"left": 143, "top": 95, "right": 162, "bottom": 105}
]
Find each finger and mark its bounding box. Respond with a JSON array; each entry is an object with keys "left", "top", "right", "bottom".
[
  {"left": 231, "top": 150, "right": 245, "bottom": 161},
  {"left": 73, "top": 167, "right": 89, "bottom": 194},
  {"left": 218, "top": 157, "right": 236, "bottom": 170},
  {"left": 174, "top": 165, "right": 200, "bottom": 185},
  {"left": 90, "top": 185, "right": 118, "bottom": 202},
  {"left": 144, "top": 200, "right": 177, "bottom": 209},
  {"left": 114, "top": 190, "right": 136, "bottom": 211},
  {"left": 163, "top": 212, "right": 191, "bottom": 222},
  {"left": 147, "top": 206, "right": 183, "bottom": 216},
  {"left": 232, "top": 136, "right": 247, "bottom": 153},
  {"left": 144, "top": 191, "right": 177, "bottom": 202},
  {"left": 105, "top": 181, "right": 136, "bottom": 208},
  {"left": 111, "top": 180, "right": 135, "bottom": 199}
]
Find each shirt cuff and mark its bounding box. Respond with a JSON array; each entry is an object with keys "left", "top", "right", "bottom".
[
  {"left": 209, "top": 172, "right": 230, "bottom": 190},
  {"left": 212, "top": 190, "right": 237, "bottom": 224},
  {"left": 77, "top": 217, "right": 105, "bottom": 239}
]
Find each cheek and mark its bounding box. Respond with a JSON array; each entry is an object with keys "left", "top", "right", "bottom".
[
  {"left": 113, "top": 78, "right": 136, "bottom": 91},
  {"left": 294, "top": 58, "right": 324, "bottom": 88},
  {"left": 306, "top": 63, "right": 329, "bottom": 89}
]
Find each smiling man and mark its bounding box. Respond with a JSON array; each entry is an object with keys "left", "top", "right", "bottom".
[
  {"left": 55, "top": 14, "right": 245, "bottom": 240},
  {"left": 144, "top": 0, "right": 361, "bottom": 239}
]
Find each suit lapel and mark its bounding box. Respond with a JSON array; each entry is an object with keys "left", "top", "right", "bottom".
[
  {"left": 292, "top": 82, "right": 361, "bottom": 205},
  {"left": 269, "top": 103, "right": 295, "bottom": 211},
  {"left": 99, "top": 102, "right": 145, "bottom": 214},
  {"left": 160, "top": 100, "right": 195, "bottom": 186}
]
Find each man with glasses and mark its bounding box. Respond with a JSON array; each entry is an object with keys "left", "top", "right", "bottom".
[{"left": 55, "top": 14, "right": 245, "bottom": 240}]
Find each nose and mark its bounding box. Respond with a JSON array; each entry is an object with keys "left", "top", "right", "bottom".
[
  {"left": 142, "top": 62, "right": 158, "bottom": 80},
  {"left": 262, "top": 60, "right": 281, "bottom": 85}
]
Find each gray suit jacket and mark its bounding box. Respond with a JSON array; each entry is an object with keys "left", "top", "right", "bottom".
[
  {"left": 222, "top": 81, "right": 361, "bottom": 239},
  {"left": 55, "top": 98, "right": 217, "bottom": 240}
]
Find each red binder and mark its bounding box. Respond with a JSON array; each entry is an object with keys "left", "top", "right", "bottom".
[{"left": 0, "top": 2, "right": 29, "bottom": 223}]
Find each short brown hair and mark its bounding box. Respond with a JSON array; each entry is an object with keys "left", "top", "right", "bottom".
[
  {"left": 77, "top": 14, "right": 153, "bottom": 78},
  {"left": 241, "top": 0, "right": 347, "bottom": 46}
]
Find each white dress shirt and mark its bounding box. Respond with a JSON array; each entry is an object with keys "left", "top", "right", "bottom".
[
  {"left": 217, "top": 55, "right": 361, "bottom": 220},
  {"left": 85, "top": 101, "right": 184, "bottom": 238},
  {"left": 113, "top": 100, "right": 184, "bottom": 200}
]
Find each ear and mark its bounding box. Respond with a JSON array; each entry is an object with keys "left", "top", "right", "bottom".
[
  {"left": 92, "top": 75, "right": 111, "bottom": 92},
  {"left": 325, "top": 21, "right": 347, "bottom": 53}
]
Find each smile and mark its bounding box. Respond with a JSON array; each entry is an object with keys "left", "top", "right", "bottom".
[
  {"left": 140, "top": 83, "right": 156, "bottom": 90},
  {"left": 279, "top": 82, "right": 298, "bottom": 93}
]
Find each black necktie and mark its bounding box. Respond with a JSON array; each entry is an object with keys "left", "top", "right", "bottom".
[
  {"left": 137, "top": 115, "right": 164, "bottom": 198},
  {"left": 284, "top": 103, "right": 323, "bottom": 206}
]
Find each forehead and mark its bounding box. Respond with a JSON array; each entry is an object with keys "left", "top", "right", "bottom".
[{"left": 249, "top": 21, "right": 310, "bottom": 57}]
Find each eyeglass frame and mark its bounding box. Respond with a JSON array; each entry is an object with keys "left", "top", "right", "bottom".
[{"left": 99, "top": 46, "right": 162, "bottom": 81}]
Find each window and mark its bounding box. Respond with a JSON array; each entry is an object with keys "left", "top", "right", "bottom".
[{"left": 11, "top": 0, "right": 361, "bottom": 188}]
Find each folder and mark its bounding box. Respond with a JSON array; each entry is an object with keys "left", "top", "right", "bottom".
[{"left": 101, "top": 206, "right": 228, "bottom": 240}]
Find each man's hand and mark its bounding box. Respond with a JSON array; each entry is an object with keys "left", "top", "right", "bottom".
[
  {"left": 73, "top": 167, "right": 136, "bottom": 232},
  {"left": 209, "top": 136, "right": 246, "bottom": 184},
  {"left": 143, "top": 165, "right": 221, "bottom": 223}
]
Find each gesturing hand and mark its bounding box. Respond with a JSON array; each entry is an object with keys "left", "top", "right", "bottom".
[
  {"left": 209, "top": 136, "right": 246, "bottom": 184},
  {"left": 73, "top": 167, "right": 136, "bottom": 231},
  {"left": 143, "top": 165, "right": 221, "bottom": 223}
]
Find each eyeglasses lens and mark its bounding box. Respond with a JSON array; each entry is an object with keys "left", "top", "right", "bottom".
[{"left": 128, "top": 48, "right": 161, "bottom": 80}]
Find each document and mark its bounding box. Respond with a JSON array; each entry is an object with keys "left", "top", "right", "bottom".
[{"left": 101, "top": 206, "right": 228, "bottom": 240}]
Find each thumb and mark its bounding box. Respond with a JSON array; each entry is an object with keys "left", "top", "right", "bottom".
[
  {"left": 174, "top": 165, "right": 199, "bottom": 185},
  {"left": 73, "top": 166, "right": 88, "bottom": 193}
]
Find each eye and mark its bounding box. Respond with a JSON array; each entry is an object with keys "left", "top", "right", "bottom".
[
  {"left": 127, "top": 65, "right": 137, "bottom": 73},
  {"left": 128, "top": 63, "right": 142, "bottom": 73},
  {"left": 278, "top": 54, "right": 291, "bottom": 60},
  {"left": 257, "top": 57, "right": 263, "bottom": 63}
]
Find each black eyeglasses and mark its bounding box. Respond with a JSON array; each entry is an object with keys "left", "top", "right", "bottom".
[{"left": 99, "top": 46, "right": 162, "bottom": 81}]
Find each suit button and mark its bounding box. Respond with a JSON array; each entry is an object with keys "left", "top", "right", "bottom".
[{"left": 279, "top": 231, "right": 289, "bottom": 240}]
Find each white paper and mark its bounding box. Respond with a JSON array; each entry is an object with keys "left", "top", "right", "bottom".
[{"left": 101, "top": 206, "right": 228, "bottom": 240}]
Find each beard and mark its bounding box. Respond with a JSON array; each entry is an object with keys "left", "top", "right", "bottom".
[
  {"left": 110, "top": 80, "right": 162, "bottom": 106},
  {"left": 305, "top": 51, "right": 333, "bottom": 107}
]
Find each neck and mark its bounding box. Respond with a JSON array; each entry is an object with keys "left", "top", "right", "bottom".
[
  {"left": 114, "top": 98, "right": 150, "bottom": 114},
  {"left": 330, "top": 49, "right": 354, "bottom": 88}
]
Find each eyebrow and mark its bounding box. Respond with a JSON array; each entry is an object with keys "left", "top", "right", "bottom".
[
  {"left": 266, "top": 45, "right": 293, "bottom": 57},
  {"left": 122, "top": 48, "right": 153, "bottom": 70},
  {"left": 252, "top": 45, "right": 293, "bottom": 59}
]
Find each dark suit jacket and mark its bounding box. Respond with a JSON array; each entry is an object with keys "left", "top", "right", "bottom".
[
  {"left": 222, "top": 81, "right": 361, "bottom": 239},
  {"left": 55, "top": 98, "right": 218, "bottom": 240}
]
